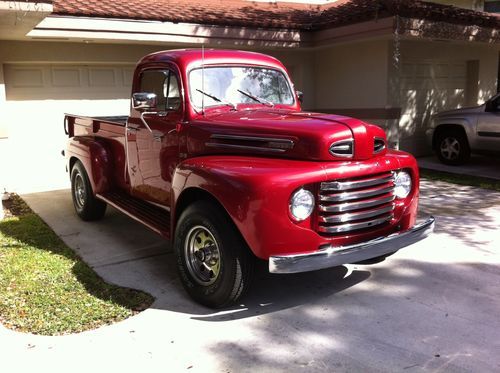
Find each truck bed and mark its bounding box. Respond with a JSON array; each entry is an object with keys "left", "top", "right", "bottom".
[{"left": 65, "top": 114, "right": 128, "bottom": 137}]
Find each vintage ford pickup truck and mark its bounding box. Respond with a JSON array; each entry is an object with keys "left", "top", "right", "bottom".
[{"left": 64, "top": 49, "right": 434, "bottom": 307}]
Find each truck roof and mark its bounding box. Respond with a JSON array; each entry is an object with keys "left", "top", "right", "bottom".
[{"left": 137, "top": 49, "right": 286, "bottom": 71}]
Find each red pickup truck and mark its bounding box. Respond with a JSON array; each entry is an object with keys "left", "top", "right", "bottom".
[{"left": 64, "top": 49, "right": 434, "bottom": 308}]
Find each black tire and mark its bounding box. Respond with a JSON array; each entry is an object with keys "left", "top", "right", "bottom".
[
  {"left": 436, "top": 129, "right": 470, "bottom": 165},
  {"left": 174, "top": 200, "right": 254, "bottom": 308},
  {"left": 70, "top": 160, "right": 107, "bottom": 221}
]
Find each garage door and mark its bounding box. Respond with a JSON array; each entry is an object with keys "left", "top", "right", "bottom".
[
  {"left": 3, "top": 63, "right": 134, "bottom": 193},
  {"left": 399, "top": 61, "right": 467, "bottom": 155}
]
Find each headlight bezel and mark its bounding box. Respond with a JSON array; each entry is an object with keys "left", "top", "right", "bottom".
[
  {"left": 394, "top": 170, "right": 412, "bottom": 199},
  {"left": 289, "top": 188, "right": 315, "bottom": 222}
]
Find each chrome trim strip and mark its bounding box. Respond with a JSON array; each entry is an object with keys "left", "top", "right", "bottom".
[
  {"left": 319, "top": 194, "right": 396, "bottom": 212},
  {"left": 320, "top": 174, "right": 394, "bottom": 191},
  {"left": 318, "top": 214, "right": 392, "bottom": 233},
  {"left": 318, "top": 204, "right": 394, "bottom": 223},
  {"left": 319, "top": 185, "right": 394, "bottom": 202},
  {"left": 206, "top": 142, "right": 286, "bottom": 153},
  {"left": 210, "top": 134, "right": 294, "bottom": 148},
  {"left": 269, "top": 217, "right": 435, "bottom": 274}
]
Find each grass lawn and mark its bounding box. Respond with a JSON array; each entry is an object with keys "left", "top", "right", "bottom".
[
  {"left": 0, "top": 195, "right": 154, "bottom": 335},
  {"left": 420, "top": 169, "right": 500, "bottom": 192}
]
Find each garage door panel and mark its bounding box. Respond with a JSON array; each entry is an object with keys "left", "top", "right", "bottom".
[
  {"left": 3, "top": 63, "right": 133, "bottom": 192},
  {"left": 4, "top": 64, "right": 134, "bottom": 100},
  {"left": 399, "top": 60, "right": 467, "bottom": 155}
]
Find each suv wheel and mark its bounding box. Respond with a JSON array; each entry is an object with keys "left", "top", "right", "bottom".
[{"left": 436, "top": 129, "right": 470, "bottom": 165}]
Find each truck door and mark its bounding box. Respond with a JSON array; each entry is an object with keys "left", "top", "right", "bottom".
[
  {"left": 476, "top": 95, "right": 500, "bottom": 151},
  {"left": 126, "top": 68, "right": 182, "bottom": 207}
]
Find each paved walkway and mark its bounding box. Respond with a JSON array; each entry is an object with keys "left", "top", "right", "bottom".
[
  {"left": 1, "top": 182, "right": 499, "bottom": 372},
  {"left": 418, "top": 154, "right": 500, "bottom": 180}
]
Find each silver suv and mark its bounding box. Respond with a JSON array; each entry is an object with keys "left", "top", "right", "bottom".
[{"left": 426, "top": 93, "right": 500, "bottom": 165}]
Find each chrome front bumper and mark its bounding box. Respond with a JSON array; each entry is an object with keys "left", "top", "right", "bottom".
[{"left": 269, "top": 217, "right": 435, "bottom": 274}]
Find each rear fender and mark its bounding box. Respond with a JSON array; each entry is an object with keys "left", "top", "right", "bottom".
[{"left": 66, "top": 136, "right": 113, "bottom": 194}]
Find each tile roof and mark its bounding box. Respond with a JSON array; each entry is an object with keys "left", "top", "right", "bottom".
[{"left": 51, "top": 0, "right": 500, "bottom": 31}]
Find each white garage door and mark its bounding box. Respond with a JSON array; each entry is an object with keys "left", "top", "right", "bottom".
[
  {"left": 399, "top": 61, "right": 467, "bottom": 155},
  {"left": 3, "top": 63, "right": 134, "bottom": 193}
]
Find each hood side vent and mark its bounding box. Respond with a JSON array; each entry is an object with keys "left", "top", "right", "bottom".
[
  {"left": 329, "top": 139, "right": 354, "bottom": 158},
  {"left": 374, "top": 138, "right": 386, "bottom": 154},
  {"left": 207, "top": 134, "right": 294, "bottom": 153}
]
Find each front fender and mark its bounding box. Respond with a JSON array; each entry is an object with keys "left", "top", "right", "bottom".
[
  {"left": 172, "top": 156, "right": 327, "bottom": 259},
  {"left": 66, "top": 136, "right": 113, "bottom": 194},
  {"left": 171, "top": 154, "right": 419, "bottom": 260}
]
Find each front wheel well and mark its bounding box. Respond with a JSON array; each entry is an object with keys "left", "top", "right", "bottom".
[
  {"left": 432, "top": 124, "right": 468, "bottom": 150},
  {"left": 173, "top": 188, "right": 252, "bottom": 254},
  {"left": 69, "top": 156, "right": 79, "bottom": 173},
  {"left": 174, "top": 188, "right": 228, "bottom": 233}
]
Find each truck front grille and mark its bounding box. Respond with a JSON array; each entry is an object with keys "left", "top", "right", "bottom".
[{"left": 317, "top": 171, "right": 395, "bottom": 234}]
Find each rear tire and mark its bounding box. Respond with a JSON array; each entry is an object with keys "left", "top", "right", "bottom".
[
  {"left": 174, "top": 200, "right": 254, "bottom": 308},
  {"left": 70, "top": 160, "right": 107, "bottom": 221},
  {"left": 436, "top": 129, "right": 470, "bottom": 165}
]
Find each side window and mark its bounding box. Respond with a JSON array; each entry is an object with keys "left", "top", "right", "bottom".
[{"left": 140, "top": 69, "right": 181, "bottom": 111}]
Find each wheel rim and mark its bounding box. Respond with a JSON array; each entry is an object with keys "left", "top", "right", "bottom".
[
  {"left": 184, "top": 226, "right": 221, "bottom": 286},
  {"left": 440, "top": 137, "right": 460, "bottom": 161},
  {"left": 73, "top": 173, "right": 86, "bottom": 209}
]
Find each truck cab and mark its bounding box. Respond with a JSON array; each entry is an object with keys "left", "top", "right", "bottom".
[{"left": 64, "top": 49, "right": 434, "bottom": 308}]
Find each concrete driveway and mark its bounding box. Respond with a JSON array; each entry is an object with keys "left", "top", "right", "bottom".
[{"left": 1, "top": 180, "right": 500, "bottom": 372}]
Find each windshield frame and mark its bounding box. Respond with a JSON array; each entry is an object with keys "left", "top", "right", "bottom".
[{"left": 187, "top": 64, "right": 296, "bottom": 110}]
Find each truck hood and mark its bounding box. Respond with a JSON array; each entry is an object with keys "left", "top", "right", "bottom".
[{"left": 187, "top": 109, "right": 388, "bottom": 161}]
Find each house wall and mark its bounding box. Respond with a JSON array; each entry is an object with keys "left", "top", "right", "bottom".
[
  {"left": 0, "top": 40, "right": 312, "bottom": 192},
  {"left": 396, "top": 39, "right": 499, "bottom": 155},
  {"left": 312, "top": 39, "right": 397, "bottom": 143}
]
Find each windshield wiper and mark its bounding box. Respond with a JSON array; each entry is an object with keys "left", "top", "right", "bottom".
[
  {"left": 237, "top": 89, "right": 274, "bottom": 107},
  {"left": 196, "top": 89, "right": 237, "bottom": 110}
]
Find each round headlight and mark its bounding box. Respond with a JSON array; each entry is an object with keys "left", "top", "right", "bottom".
[
  {"left": 289, "top": 188, "right": 315, "bottom": 221},
  {"left": 394, "top": 171, "right": 412, "bottom": 199}
]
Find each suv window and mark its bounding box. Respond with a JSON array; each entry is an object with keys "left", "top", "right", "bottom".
[{"left": 140, "top": 70, "right": 181, "bottom": 111}]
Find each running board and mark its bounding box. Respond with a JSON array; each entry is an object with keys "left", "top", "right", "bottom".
[{"left": 97, "top": 191, "right": 171, "bottom": 238}]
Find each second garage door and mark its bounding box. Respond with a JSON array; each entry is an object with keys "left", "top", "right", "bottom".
[{"left": 399, "top": 60, "right": 467, "bottom": 155}]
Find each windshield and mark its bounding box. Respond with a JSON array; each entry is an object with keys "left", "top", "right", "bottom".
[{"left": 189, "top": 66, "right": 294, "bottom": 108}]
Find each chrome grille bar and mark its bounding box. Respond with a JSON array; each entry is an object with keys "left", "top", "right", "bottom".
[
  {"left": 321, "top": 174, "right": 394, "bottom": 191},
  {"left": 319, "top": 194, "right": 395, "bottom": 213},
  {"left": 317, "top": 171, "right": 396, "bottom": 235},
  {"left": 319, "top": 185, "right": 394, "bottom": 202},
  {"left": 318, "top": 215, "right": 393, "bottom": 234},
  {"left": 319, "top": 204, "right": 394, "bottom": 224}
]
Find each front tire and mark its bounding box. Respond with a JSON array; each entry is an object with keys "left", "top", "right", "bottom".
[
  {"left": 174, "top": 200, "right": 254, "bottom": 308},
  {"left": 436, "top": 129, "right": 470, "bottom": 165},
  {"left": 70, "top": 160, "right": 107, "bottom": 221}
]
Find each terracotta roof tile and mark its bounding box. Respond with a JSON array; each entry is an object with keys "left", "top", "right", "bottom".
[{"left": 51, "top": 0, "right": 500, "bottom": 31}]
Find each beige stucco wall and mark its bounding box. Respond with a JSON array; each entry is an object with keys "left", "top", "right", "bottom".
[
  {"left": 313, "top": 39, "right": 389, "bottom": 110},
  {"left": 312, "top": 39, "right": 398, "bottom": 144}
]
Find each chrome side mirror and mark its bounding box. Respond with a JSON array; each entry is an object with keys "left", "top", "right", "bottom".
[
  {"left": 132, "top": 92, "right": 157, "bottom": 111},
  {"left": 296, "top": 90, "right": 304, "bottom": 104}
]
